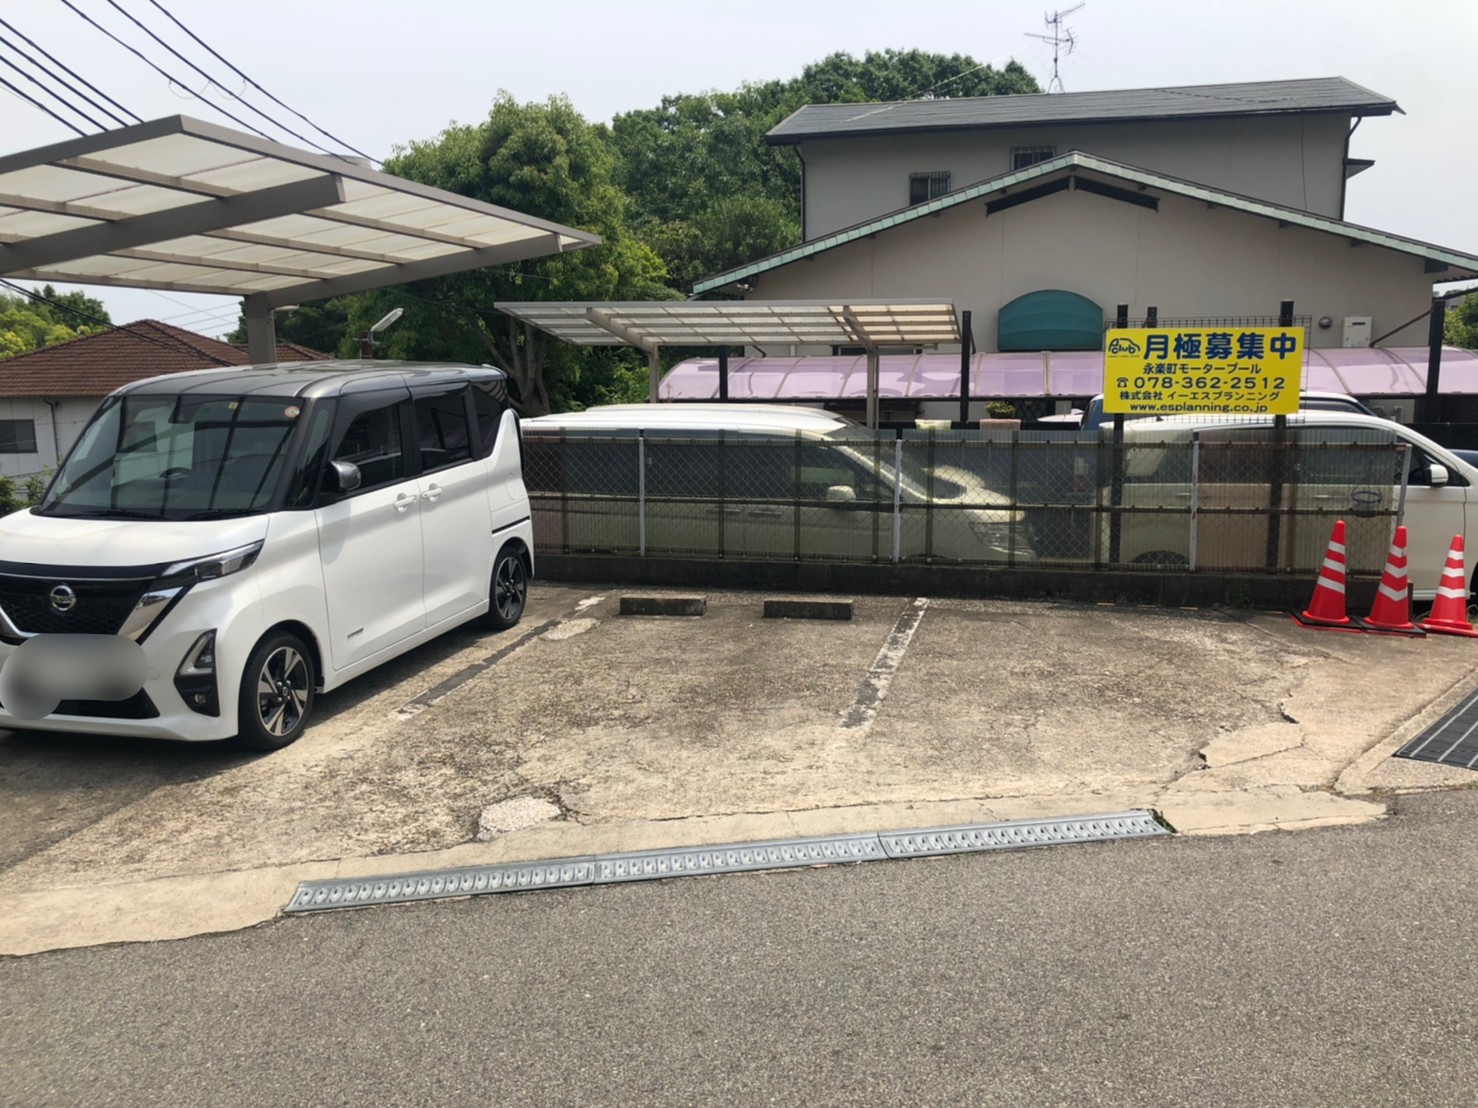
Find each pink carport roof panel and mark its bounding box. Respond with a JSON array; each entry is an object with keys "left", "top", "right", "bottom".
[
  {"left": 785, "top": 355, "right": 865, "bottom": 398},
  {"left": 1308, "top": 348, "right": 1424, "bottom": 395},
  {"left": 1043, "top": 351, "right": 1106, "bottom": 397},
  {"left": 972, "top": 353, "right": 1046, "bottom": 398}
]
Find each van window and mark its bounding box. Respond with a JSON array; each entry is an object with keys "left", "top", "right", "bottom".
[
  {"left": 413, "top": 387, "right": 472, "bottom": 474},
  {"left": 40, "top": 394, "right": 302, "bottom": 521},
  {"left": 330, "top": 397, "right": 406, "bottom": 491},
  {"left": 284, "top": 404, "right": 334, "bottom": 509},
  {"left": 471, "top": 381, "right": 507, "bottom": 458}
]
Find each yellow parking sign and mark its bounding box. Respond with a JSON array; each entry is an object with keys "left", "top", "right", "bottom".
[{"left": 1102, "top": 327, "right": 1304, "bottom": 415}]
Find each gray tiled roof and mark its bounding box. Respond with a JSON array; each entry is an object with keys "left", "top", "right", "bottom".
[{"left": 766, "top": 77, "right": 1398, "bottom": 143}]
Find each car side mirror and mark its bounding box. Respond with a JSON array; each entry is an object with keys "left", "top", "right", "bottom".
[
  {"left": 825, "top": 484, "right": 857, "bottom": 504},
  {"left": 1428, "top": 463, "right": 1449, "bottom": 488},
  {"left": 329, "top": 459, "right": 362, "bottom": 492}
]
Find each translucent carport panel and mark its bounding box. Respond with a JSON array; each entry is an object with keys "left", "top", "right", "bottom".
[
  {"left": 1310, "top": 348, "right": 1424, "bottom": 395},
  {"left": 725, "top": 359, "right": 799, "bottom": 400},
  {"left": 971, "top": 353, "right": 1047, "bottom": 399},
  {"left": 1045, "top": 351, "right": 1107, "bottom": 397},
  {"left": 784, "top": 356, "right": 864, "bottom": 400},
  {"left": 909, "top": 355, "right": 966, "bottom": 398},
  {"left": 658, "top": 359, "right": 718, "bottom": 401}
]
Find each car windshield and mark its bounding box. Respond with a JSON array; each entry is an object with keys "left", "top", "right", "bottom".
[{"left": 39, "top": 393, "right": 305, "bottom": 521}]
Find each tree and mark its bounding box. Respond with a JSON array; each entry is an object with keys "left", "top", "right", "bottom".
[
  {"left": 0, "top": 285, "right": 111, "bottom": 359},
  {"left": 610, "top": 51, "right": 1039, "bottom": 288},
  {"left": 340, "top": 94, "right": 672, "bottom": 414},
  {"left": 227, "top": 298, "right": 356, "bottom": 357},
  {"left": 1445, "top": 294, "right": 1478, "bottom": 349}
]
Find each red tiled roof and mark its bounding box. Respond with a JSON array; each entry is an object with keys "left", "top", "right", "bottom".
[{"left": 0, "top": 320, "right": 331, "bottom": 398}]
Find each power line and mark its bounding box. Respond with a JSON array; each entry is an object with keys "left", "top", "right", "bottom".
[
  {"left": 0, "top": 15, "right": 139, "bottom": 126},
  {"left": 58, "top": 0, "right": 279, "bottom": 143},
  {"left": 101, "top": 0, "right": 342, "bottom": 157},
  {"left": 0, "top": 40, "right": 107, "bottom": 130},
  {"left": 0, "top": 70, "right": 85, "bottom": 135},
  {"left": 143, "top": 0, "right": 377, "bottom": 163},
  {"left": 0, "top": 279, "right": 237, "bottom": 367}
]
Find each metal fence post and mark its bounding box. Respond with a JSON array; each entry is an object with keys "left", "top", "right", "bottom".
[
  {"left": 1189, "top": 434, "right": 1200, "bottom": 571},
  {"left": 892, "top": 437, "right": 903, "bottom": 564},
  {"left": 637, "top": 431, "right": 646, "bottom": 557}
]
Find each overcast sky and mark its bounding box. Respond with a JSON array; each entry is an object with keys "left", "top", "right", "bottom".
[{"left": 4, "top": 0, "right": 1475, "bottom": 341}]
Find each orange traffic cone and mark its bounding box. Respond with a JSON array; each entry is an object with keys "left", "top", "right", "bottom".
[
  {"left": 1417, "top": 535, "right": 1478, "bottom": 638},
  {"left": 1292, "top": 520, "right": 1352, "bottom": 629},
  {"left": 1360, "top": 526, "right": 1424, "bottom": 636}
]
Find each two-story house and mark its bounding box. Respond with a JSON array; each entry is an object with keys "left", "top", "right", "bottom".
[{"left": 692, "top": 77, "right": 1478, "bottom": 363}]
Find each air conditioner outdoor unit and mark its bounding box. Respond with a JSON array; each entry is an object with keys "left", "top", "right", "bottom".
[
  {"left": 1343, "top": 315, "right": 1372, "bottom": 348},
  {"left": 1368, "top": 398, "right": 1414, "bottom": 424}
]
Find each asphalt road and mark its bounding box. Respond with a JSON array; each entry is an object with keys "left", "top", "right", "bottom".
[{"left": 5, "top": 789, "right": 1478, "bottom": 1107}]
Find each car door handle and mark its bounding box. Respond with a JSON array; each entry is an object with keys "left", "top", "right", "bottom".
[
  {"left": 748, "top": 507, "right": 786, "bottom": 519},
  {"left": 421, "top": 483, "right": 443, "bottom": 503},
  {"left": 393, "top": 492, "right": 418, "bottom": 512}
]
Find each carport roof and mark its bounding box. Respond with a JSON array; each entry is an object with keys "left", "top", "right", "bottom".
[
  {"left": 493, "top": 299, "right": 961, "bottom": 351},
  {"left": 0, "top": 115, "right": 602, "bottom": 310}
]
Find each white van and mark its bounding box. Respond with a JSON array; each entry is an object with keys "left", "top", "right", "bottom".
[
  {"left": 523, "top": 403, "right": 1034, "bottom": 563},
  {"left": 1110, "top": 411, "right": 1475, "bottom": 596},
  {"left": 0, "top": 362, "right": 533, "bottom": 749}
]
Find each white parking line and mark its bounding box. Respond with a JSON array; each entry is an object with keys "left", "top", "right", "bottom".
[{"left": 840, "top": 597, "right": 929, "bottom": 733}]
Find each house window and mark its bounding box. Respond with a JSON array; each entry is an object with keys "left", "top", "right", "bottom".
[
  {"left": 1011, "top": 145, "right": 1057, "bottom": 170},
  {"left": 908, "top": 172, "right": 950, "bottom": 205},
  {"left": 0, "top": 419, "right": 37, "bottom": 453}
]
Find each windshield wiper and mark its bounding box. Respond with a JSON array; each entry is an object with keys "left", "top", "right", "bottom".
[
  {"left": 178, "top": 508, "right": 262, "bottom": 520},
  {"left": 44, "top": 507, "right": 167, "bottom": 520}
]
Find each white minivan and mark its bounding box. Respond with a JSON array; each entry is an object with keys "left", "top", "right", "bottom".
[
  {"left": 1111, "top": 411, "right": 1474, "bottom": 596},
  {"left": 0, "top": 362, "right": 533, "bottom": 749},
  {"left": 524, "top": 403, "right": 1035, "bottom": 563}
]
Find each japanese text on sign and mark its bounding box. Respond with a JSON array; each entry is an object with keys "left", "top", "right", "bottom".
[{"left": 1102, "top": 327, "right": 1304, "bottom": 415}]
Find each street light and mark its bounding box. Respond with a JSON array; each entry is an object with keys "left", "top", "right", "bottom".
[{"left": 359, "top": 307, "right": 403, "bottom": 358}]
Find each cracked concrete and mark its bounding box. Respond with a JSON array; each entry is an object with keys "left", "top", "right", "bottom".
[{"left": 4, "top": 584, "right": 1477, "bottom": 954}]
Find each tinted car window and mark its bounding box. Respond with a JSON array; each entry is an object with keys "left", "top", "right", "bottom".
[
  {"left": 413, "top": 387, "right": 472, "bottom": 473},
  {"left": 331, "top": 397, "right": 405, "bottom": 491},
  {"left": 471, "top": 380, "right": 508, "bottom": 458}
]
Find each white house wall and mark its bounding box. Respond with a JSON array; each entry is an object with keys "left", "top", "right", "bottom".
[
  {"left": 800, "top": 114, "right": 1352, "bottom": 239},
  {"left": 749, "top": 184, "right": 1433, "bottom": 352},
  {"left": 0, "top": 397, "right": 100, "bottom": 479}
]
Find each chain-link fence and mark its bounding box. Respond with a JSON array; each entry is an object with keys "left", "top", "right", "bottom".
[{"left": 523, "top": 428, "right": 1409, "bottom": 576}]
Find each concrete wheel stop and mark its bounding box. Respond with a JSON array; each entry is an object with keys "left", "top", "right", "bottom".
[{"left": 619, "top": 594, "right": 707, "bottom": 616}]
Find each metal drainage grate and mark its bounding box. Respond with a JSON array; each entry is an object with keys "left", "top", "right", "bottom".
[
  {"left": 284, "top": 811, "right": 1168, "bottom": 914},
  {"left": 594, "top": 834, "right": 884, "bottom": 883},
  {"left": 1393, "top": 687, "right": 1478, "bottom": 772},
  {"left": 879, "top": 811, "right": 1166, "bottom": 858}
]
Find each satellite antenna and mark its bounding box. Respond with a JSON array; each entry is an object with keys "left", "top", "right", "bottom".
[{"left": 1025, "top": 3, "right": 1084, "bottom": 93}]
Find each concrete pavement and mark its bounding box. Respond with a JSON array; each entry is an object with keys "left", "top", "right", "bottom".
[{"left": 3, "top": 585, "right": 1476, "bottom": 955}]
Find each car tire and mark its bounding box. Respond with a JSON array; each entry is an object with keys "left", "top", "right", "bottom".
[
  {"left": 235, "top": 630, "right": 316, "bottom": 751},
  {"left": 480, "top": 544, "right": 528, "bottom": 632}
]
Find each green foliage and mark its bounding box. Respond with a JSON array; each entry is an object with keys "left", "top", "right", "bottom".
[
  {"left": 220, "top": 51, "right": 1036, "bottom": 412},
  {"left": 227, "top": 299, "right": 357, "bottom": 357},
  {"left": 23, "top": 468, "right": 49, "bottom": 506},
  {"left": 1444, "top": 295, "right": 1478, "bottom": 349},
  {"left": 609, "top": 51, "right": 1038, "bottom": 287},
  {"left": 0, "top": 474, "right": 17, "bottom": 514},
  {"left": 344, "top": 93, "right": 673, "bottom": 415},
  {"left": 0, "top": 285, "right": 112, "bottom": 360}
]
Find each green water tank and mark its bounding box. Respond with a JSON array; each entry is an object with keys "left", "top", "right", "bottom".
[{"left": 997, "top": 289, "right": 1104, "bottom": 352}]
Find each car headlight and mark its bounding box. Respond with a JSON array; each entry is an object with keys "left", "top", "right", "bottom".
[{"left": 156, "top": 541, "right": 264, "bottom": 588}]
